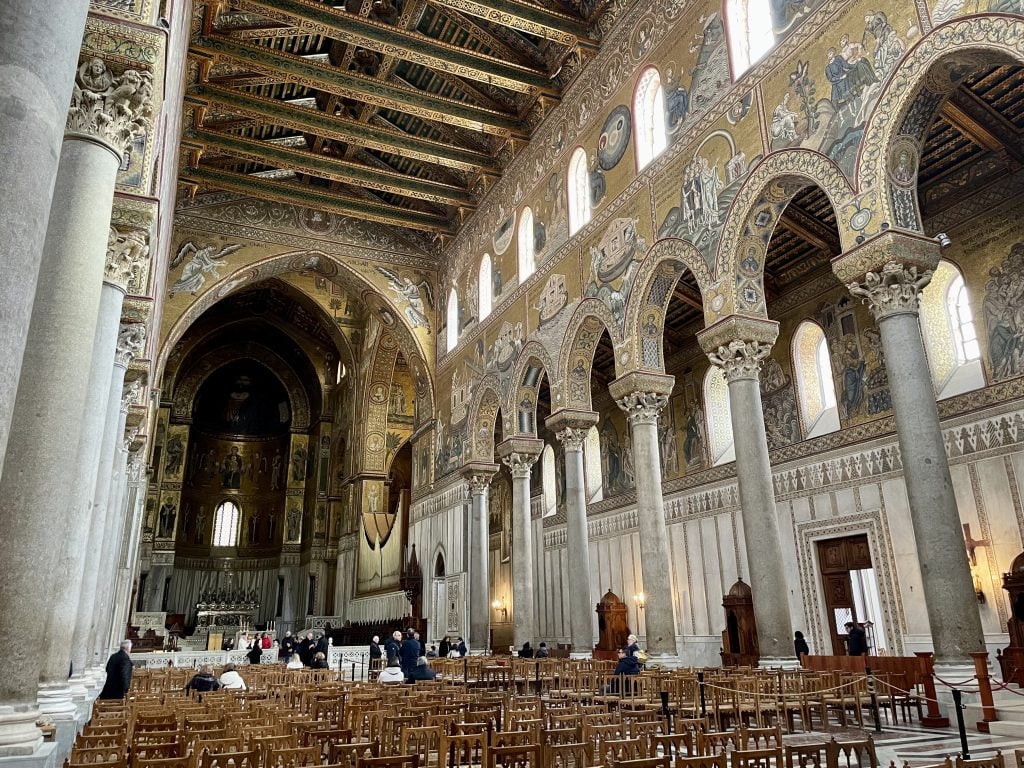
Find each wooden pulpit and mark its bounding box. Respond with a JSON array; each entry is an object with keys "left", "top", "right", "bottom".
[{"left": 998, "top": 551, "right": 1024, "bottom": 685}]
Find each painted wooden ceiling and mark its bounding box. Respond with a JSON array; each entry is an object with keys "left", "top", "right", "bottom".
[{"left": 179, "top": 0, "right": 610, "bottom": 245}]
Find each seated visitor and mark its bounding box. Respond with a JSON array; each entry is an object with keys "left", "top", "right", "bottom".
[
  {"left": 614, "top": 634, "right": 641, "bottom": 676},
  {"left": 519, "top": 641, "right": 534, "bottom": 658},
  {"left": 218, "top": 663, "right": 246, "bottom": 690},
  {"left": 535, "top": 642, "right": 550, "bottom": 658},
  {"left": 286, "top": 652, "right": 305, "bottom": 670},
  {"left": 377, "top": 658, "right": 405, "bottom": 684},
  {"left": 425, "top": 644, "right": 438, "bottom": 658},
  {"left": 186, "top": 665, "right": 221, "bottom": 693},
  {"left": 407, "top": 656, "right": 436, "bottom": 682},
  {"left": 310, "top": 651, "right": 329, "bottom": 669}
]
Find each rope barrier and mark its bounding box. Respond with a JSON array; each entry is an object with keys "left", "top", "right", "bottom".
[{"left": 932, "top": 674, "right": 977, "bottom": 688}]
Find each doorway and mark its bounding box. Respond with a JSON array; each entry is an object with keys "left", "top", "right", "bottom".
[
  {"left": 816, "top": 535, "right": 887, "bottom": 655},
  {"left": 432, "top": 553, "right": 446, "bottom": 643}
]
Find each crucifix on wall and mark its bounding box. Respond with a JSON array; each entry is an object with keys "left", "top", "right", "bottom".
[{"left": 963, "top": 523, "right": 989, "bottom": 566}]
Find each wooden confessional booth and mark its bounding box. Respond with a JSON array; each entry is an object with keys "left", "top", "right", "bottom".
[
  {"left": 720, "top": 578, "right": 759, "bottom": 667},
  {"left": 998, "top": 551, "right": 1024, "bottom": 686}
]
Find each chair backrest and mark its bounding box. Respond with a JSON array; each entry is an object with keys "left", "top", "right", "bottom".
[
  {"left": 439, "top": 732, "right": 489, "bottom": 768},
  {"left": 543, "top": 729, "right": 580, "bottom": 746},
  {"left": 696, "top": 732, "right": 738, "bottom": 757},
  {"left": 492, "top": 732, "right": 536, "bottom": 748},
  {"left": 70, "top": 746, "right": 125, "bottom": 765},
  {"left": 597, "top": 738, "right": 647, "bottom": 765},
  {"left": 541, "top": 741, "right": 594, "bottom": 768},
  {"left": 400, "top": 726, "right": 443, "bottom": 763},
  {"left": 651, "top": 733, "right": 693, "bottom": 759},
  {"left": 785, "top": 742, "right": 829, "bottom": 768},
  {"left": 329, "top": 741, "right": 381, "bottom": 768},
  {"left": 732, "top": 748, "right": 783, "bottom": 768},
  {"left": 955, "top": 755, "right": 1005, "bottom": 768},
  {"left": 828, "top": 738, "right": 877, "bottom": 768},
  {"left": 195, "top": 749, "right": 259, "bottom": 768},
  {"left": 356, "top": 755, "right": 422, "bottom": 768},
  {"left": 674, "top": 755, "right": 727, "bottom": 768},
  {"left": 489, "top": 744, "right": 541, "bottom": 768},
  {"left": 738, "top": 727, "right": 782, "bottom": 750},
  {"left": 266, "top": 746, "right": 321, "bottom": 768}
]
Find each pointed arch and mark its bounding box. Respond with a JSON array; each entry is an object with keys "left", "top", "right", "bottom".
[
  {"left": 626, "top": 238, "right": 713, "bottom": 373},
  {"left": 556, "top": 300, "right": 621, "bottom": 411},
  {"left": 855, "top": 16, "right": 1024, "bottom": 236},
  {"left": 711, "top": 150, "right": 857, "bottom": 321},
  {"left": 466, "top": 375, "right": 505, "bottom": 465},
  {"left": 509, "top": 340, "right": 556, "bottom": 437}
]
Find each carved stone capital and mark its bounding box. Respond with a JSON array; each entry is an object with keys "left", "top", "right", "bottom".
[
  {"left": 105, "top": 225, "right": 151, "bottom": 291},
  {"left": 496, "top": 437, "right": 543, "bottom": 480},
  {"left": 545, "top": 409, "right": 599, "bottom": 452},
  {"left": 708, "top": 339, "right": 773, "bottom": 383},
  {"left": 848, "top": 262, "right": 933, "bottom": 320},
  {"left": 122, "top": 425, "right": 140, "bottom": 453},
  {"left": 615, "top": 391, "right": 669, "bottom": 426},
  {"left": 461, "top": 462, "right": 498, "bottom": 495},
  {"left": 67, "top": 56, "right": 154, "bottom": 159},
  {"left": 831, "top": 229, "right": 940, "bottom": 285},
  {"left": 122, "top": 377, "right": 144, "bottom": 411},
  {"left": 115, "top": 323, "right": 147, "bottom": 368}
]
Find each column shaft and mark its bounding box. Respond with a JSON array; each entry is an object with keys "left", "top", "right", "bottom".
[
  {"left": 727, "top": 376, "right": 795, "bottom": 661},
  {"left": 499, "top": 445, "right": 540, "bottom": 651},
  {"left": 877, "top": 310, "right": 984, "bottom": 660},
  {"left": 0, "top": 0, "right": 91, "bottom": 478},
  {"left": 38, "top": 284, "right": 124, "bottom": 712},
  {"left": 628, "top": 419, "right": 677, "bottom": 657},
  {"left": 93, "top": 442, "right": 130, "bottom": 662},
  {"left": 0, "top": 136, "right": 120, "bottom": 754},
  {"left": 468, "top": 485, "right": 490, "bottom": 652},
  {"left": 563, "top": 443, "right": 595, "bottom": 655}
]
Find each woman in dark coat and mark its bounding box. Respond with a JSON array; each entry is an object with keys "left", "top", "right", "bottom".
[
  {"left": 614, "top": 634, "right": 641, "bottom": 676},
  {"left": 794, "top": 631, "right": 810, "bottom": 659},
  {"left": 246, "top": 643, "right": 262, "bottom": 665}
]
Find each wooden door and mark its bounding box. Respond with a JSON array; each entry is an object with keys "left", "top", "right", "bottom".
[{"left": 816, "top": 535, "right": 872, "bottom": 654}]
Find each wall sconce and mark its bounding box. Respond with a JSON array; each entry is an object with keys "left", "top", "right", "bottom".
[
  {"left": 491, "top": 598, "right": 508, "bottom": 621},
  {"left": 633, "top": 592, "right": 646, "bottom": 611},
  {"left": 973, "top": 571, "right": 986, "bottom": 604}
]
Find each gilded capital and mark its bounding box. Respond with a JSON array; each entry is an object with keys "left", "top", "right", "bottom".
[
  {"left": 848, "top": 262, "right": 933, "bottom": 319},
  {"left": 66, "top": 56, "right": 154, "bottom": 158},
  {"left": 115, "top": 323, "right": 147, "bottom": 368},
  {"left": 106, "top": 225, "right": 151, "bottom": 291}
]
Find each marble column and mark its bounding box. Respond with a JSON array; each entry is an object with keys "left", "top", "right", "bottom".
[
  {"left": 698, "top": 316, "right": 796, "bottom": 665},
  {"left": 71, "top": 331, "right": 144, "bottom": 683},
  {"left": 547, "top": 410, "right": 599, "bottom": 657},
  {"left": 498, "top": 438, "right": 543, "bottom": 649},
  {"left": 0, "top": 0, "right": 91, "bottom": 479},
  {"left": 39, "top": 228, "right": 150, "bottom": 713},
  {"left": 0, "top": 52, "right": 151, "bottom": 752},
  {"left": 609, "top": 374, "right": 679, "bottom": 659},
  {"left": 109, "top": 455, "right": 148, "bottom": 652},
  {"left": 463, "top": 463, "right": 497, "bottom": 652},
  {"left": 837, "top": 231, "right": 985, "bottom": 663}
]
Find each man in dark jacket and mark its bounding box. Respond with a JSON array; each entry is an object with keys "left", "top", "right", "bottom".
[
  {"left": 845, "top": 622, "right": 868, "bottom": 656},
  {"left": 99, "top": 640, "right": 133, "bottom": 699},
  {"left": 399, "top": 630, "right": 421, "bottom": 678},
  {"left": 281, "top": 630, "right": 296, "bottom": 660},
  {"left": 384, "top": 630, "right": 402, "bottom": 662},
  {"left": 246, "top": 643, "right": 262, "bottom": 665}
]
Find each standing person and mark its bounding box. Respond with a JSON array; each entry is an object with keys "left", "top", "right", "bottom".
[
  {"left": 384, "top": 630, "right": 402, "bottom": 662},
  {"left": 400, "top": 629, "right": 420, "bottom": 678},
  {"left": 845, "top": 622, "right": 867, "bottom": 656},
  {"left": 369, "top": 635, "right": 383, "bottom": 671},
  {"left": 261, "top": 632, "right": 272, "bottom": 650},
  {"left": 438, "top": 636, "right": 450, "bottom": 659},
  {"left": 281, "top": 630, "right": 295, "bottom": 660},
  {"left": 246, "top": 641, "right": 262, "bottom": 665},
  {"left": 794, "top": 631, "right": 810, "bottom": 659},
  {"left": 98, "top": 640, "right": 133, "bottom": 700},
  {"left": 456, "top": 637, "right": 467, "bottom": 657},
  {"left": 316, "top": 632, "right": 329, "bottom": 657}
]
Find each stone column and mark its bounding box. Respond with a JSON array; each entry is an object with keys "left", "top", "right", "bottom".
[
  {"left": 109, "top": 454, "right": 148, "bottom": 652},
  {"left": 547, "top": 410, "right": 600, "bottom": 657},
  {"left": 837, "top": 231, "right": 985, "bottom": 663},
  {"left": 698, "top": 316, "right": 795, "bottom": 665},
  {"left": 0, "top": 0, "right": 91, "bottom": 479},
  {"left": 463, "top": 463, "right": 497, "bottom": 652},
  {"left": 497, "top": 438, "right": 543, "bottom": 650},
  {"left": 0, "top": 53, "right": 151, "bottom": 753},
  {"left": 609, "top": 375, "right": 679, "bottom": 659},
  {"left": 39, "top": 227, "right": 149, "bottom": 714},
  {"left": 70, "top": 330, "right": 144, "bottom": 684}
]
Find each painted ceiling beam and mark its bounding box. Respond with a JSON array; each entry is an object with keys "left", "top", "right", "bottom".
[
  {"left": 941, "top": 88, "right": 1024, "bottom": 166},
  {"left": 192, "top": 34, "right": 525, "bottom": 136},
  {"left": 778, "top": 204, "right": 841, "bottom": 255},
  {"left": 182, "top": 165, "right": 456, "bottom": 233},
  {"left": 186, "top": 127, "right": 477, "bottom": 206},
  {"left": 193, "top": 84, "right": 501, "bottom": 174},
  {"left": 232, "top": 0, "right": 557, "bottom": 95},
  {"left": 426, "top": 0, "right": 594, "bottom": 48}
]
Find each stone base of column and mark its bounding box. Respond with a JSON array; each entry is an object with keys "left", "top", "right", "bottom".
[
  {"left": 66, "top": 675, "right": 90, "bottom": 705},
  {"left": 645, "top": 654, "right": 682, "bottom": 669},
  {"left": 49, "top": 719, "right": 81, "bottom": 766},
  {"left": 0, "top": 742, "right": 57, "bottom": 768},
  {"left": 932, "top": 660, "right": 981, "bottom": 718},
  {"left": 757, "top": 656, "right": 801, "bottom": 670},
  {"left": 35, "top": 686, "right": 75, "bottom": 721},
  {"left": 569, "top": 651, "right": 592, "bottom": 660},
  {"left": 0, "top": 707, "right": 43, "bottom": 758}
]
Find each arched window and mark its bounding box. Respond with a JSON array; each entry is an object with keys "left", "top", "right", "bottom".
[
  {"left": 634, "top": 67, "right": 667, "bottom": 170},
  {"left": 212, "top": 501, "right": 240, "bottom": 547},
  {"left": 920, "top": 260, "right": 986, "bottom": 399},
  {"left": 703, "top": 367, "right": 735, "bottom": 465},
  {"left": 541, "top": 445, "right": 556, "bottom": 517},
  {"left": 792, "top": 321, "right": 840, "bottom": 438},
  {"left": 567, "top": 147, "right": 591, "bottom": 236},
  {"left": 583, "top": 425, "right": 603, "bottom": 504},
  {"left": 446, "top": 286, "right": 459, "bottom": 353},
  {"left": 479, "top": 254, "right": 492, "bottom": 321},
  {"left": 948, "top": 275, "right": 980, "bottom": 365},
  {"left": 726, "top": 0, "right": 775, "bottom": 76},
  {"left": 518, "top": 207, "right": 536, "bottom": 282}
]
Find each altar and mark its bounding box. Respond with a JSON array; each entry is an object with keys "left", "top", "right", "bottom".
[{"left": 194, "top": 588, "right": 260, "bottom": 630}]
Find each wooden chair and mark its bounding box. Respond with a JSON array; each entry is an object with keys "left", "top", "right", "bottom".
[
  {"left": 673, "top": 755, "right": 726, "bottom": 768},
  {"left": 786, "top": 741, "right": 830, "bottom": 768},
  {"left": 650, "top": 733, "right": 693, "bottom": 759},
  {"left": 596, "top": 738, "right": 646, "bottom": 766},
  {"left": 541, "top": 741, "right": 594, "bottom": 768},
  {"left": 356, "top": 756, "right": 422, "bottom": 768},
  {"left": 489, "top": 745, "right": 541, "bottom": 768},
  {"left": 695, "top": 732, "right": 738, "bottom": 757},
  {"left": 265, "top": 746, "right": 321, "bottom": 768},
  {"left": 955, "top": 755, "right": 1005, "bottom": 768},
  {"left": 439, "top": 733, "right": 489, "bottom": 768},
  {"left": 193, "top": 750, "right": 259, "bottom": 768},
  {"left": 543, "top": 730, "right": 582, "bottom": 747},
  {"left": 732, "top": 748, "right": 783, "bottom": 768},
  {"left": 78, "top": 734, "right": 128, "bottom": 750},
  {"left": 69, "top": 747, "right": 125, "bottom": 766},
  {"left": 611, "top": 759, "right": 668, "bottom": 768},
  {"left": 130, "top": 740, "right": 183, "bottom": 766},
  {"left": 492, "top": 732, "right": 537, "bottom": 748},
  {"left": 827, "top": 737, "right": 876, "bottom": 768},
  {"left": 737, "top": 726, "right": 781, "bottom": 751},
  {"left": 329, "top": 742, "right": 381, "bottom": 768}
]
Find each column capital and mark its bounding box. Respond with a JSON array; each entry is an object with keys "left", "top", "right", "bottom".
[
  {"left": 546, "top": 409, "right": 599, "bottom": 451},
  {"left": 66, "top": 56, "right": 155, "bottom": 160},
  {"left": 121, "top": 378, "right": 143, "bottom": 413},
  {"left": 105, "top": 225, "right": 151, "bottom": 292},
  {"left": 833, "top": 231, "right": 940, "bottom": 320},
  {"left": 697, "top": 315, "right": 779, "bottom": 383},
  {"left": 498, "top": 440, "right": 542, "bottom": 479},
  {"left": 609, "top": 372, "right": 674, "bottom": 427},
  {"left": 115, "top": 323, "right": 147, "bottom": 368},
  {"left": 461, "top": 462, "right": 499, "bottom": 495}
]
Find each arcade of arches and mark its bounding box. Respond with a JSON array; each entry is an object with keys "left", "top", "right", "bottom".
[{"left": 3, "top": 0, "right": 1024, "bottom": 759}]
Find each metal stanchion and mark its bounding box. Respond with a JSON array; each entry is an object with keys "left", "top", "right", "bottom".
[
  {"left": 535, "top": 662, "right": 541, "bottom": 696},
  {"left": 464, "top": 655, "right": 468, "bottom": 684},
  {"left": 866, "top": 667, "right": 882, "bottom": 733},
  {"left": 698, "top": 671, "right": 707, "bottom": 718},
  {"left": 951, "top": 689, "right": 970, "bottom": 759},
  {"left": 351, "top": 661, "right": 356, "bottom": 681}
]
